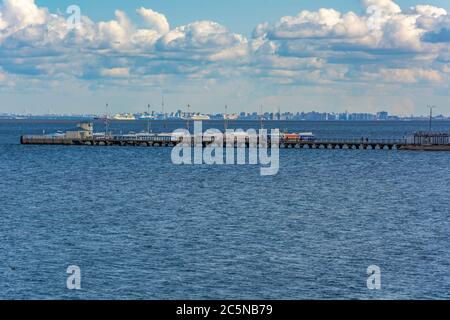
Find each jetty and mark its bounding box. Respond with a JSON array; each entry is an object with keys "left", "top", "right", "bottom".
[{"left": 20, "top": 122, "right": 450, "bottom": 151}]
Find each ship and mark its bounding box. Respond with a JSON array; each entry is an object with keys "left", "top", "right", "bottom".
[
  {"left": 191, "top": 114, "right": 211, "bottom": 120},
  {"left": 112, "top": 113, "right": 136, "bottom": 121},
  {"left": 224, "top": 114, "right": 239, "bottom": 120},
  {"left": 139, "top": 113, "right": 156, "bottom": 120}
]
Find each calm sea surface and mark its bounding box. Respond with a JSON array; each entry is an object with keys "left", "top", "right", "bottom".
[{"left": 0, "top": 120, "right": 449, "bottom": 299}]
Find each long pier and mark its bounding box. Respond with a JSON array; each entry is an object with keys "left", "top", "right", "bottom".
[{"left": 20, "top": 135, "right": 417, "bottom": 150}]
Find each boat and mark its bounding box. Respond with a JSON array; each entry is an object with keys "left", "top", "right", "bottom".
[
  {"left": 139, "top": 114, "right": 156, "bottom": 120},
  {"left": 225, "top": 114, "right": 239, "bottom": 120},
  {"left": 112, "top": 113, "right": 136, "bottom": 121},
  {"left": 191, "top": 114, "right": 211, "bottom": 120}
]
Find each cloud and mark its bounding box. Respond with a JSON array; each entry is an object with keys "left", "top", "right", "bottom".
[
  {"left": 249, "top": 0, "right": 450, "bottom": 86},
  {"left": 361, "top": 0, "right": 401, "bottom": 14},
  {"left": 1, "top": 0, "right": 46, "bottom": 30},
  {"left": 0, "top": 69, "right": 6, "bottom": 81},
  {"left": 379, "top": 68, "right": 443, "bottom": 83},
  {"left": 412, "top": 5, "right": 447, "bottom": 17},
  {"left": 97, "top": 10, "right": 133, "bottom": 48},
  {"left": 0, "top": 11, "right": 6, "bottom": 30},
  {"left": 0, "top": 0, "right": 250, "bottom": 88},
  {"left": 137, "top": 7, "right": 169, "bottom": 34},
  {"left": 100, "top": 67, "right": 130, "bottom": 78},
  {"left": 157, "top": 21, "right": 247, "bottom": 61},
  {"left": 255, "top": 9, "right": 369, "bottom": 40},
  {"left": 253, "top": 1, "right": 429, "bottom": 52},
  {"left": 0, "top": 0, "right": 450, "bottom": 98}
]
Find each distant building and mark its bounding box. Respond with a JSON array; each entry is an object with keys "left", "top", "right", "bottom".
[{"left": 377, "top": 111, "right": 389, "bottom": 120}]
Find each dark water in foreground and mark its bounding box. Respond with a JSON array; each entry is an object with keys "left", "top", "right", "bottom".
[{"left": 0, "top": 120, "right": 449, "bottom": 299}]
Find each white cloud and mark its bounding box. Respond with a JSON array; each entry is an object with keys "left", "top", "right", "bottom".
[
  {"left": 380, "top": 14, "right": 423, "bottom": 51},
  {"left": 0, "top": 70, "right": 6, "bottom": 81},
  {"left": 137, "top": 7, "right": 169, "bottom": 34},
  {"left": 159, "top": 21, "right": 242, "bottom": 50},
  {"left": 0, "top": 0, "right": 251, "bottom": 88},
  {"left": 0, "top": 11, "right": 6, "bottom": 30},
  {"left": 1, "top": 0, "right": 46, "bottom": 30},
  {"left": 98, "top": 10, "right": 133, "bottom": 48},
  {"left": 412, "top": 5, "right": 447, "bottom": 17},
  {"left": 157, "top": 21, "right": 248, "bottom": 61},
  {"left": 361, "top": 0, "right": 401, "bottom": 14},
  {"left": 100, "top": 67, "right": 130, "bottom": 78},
  {"left": 379, "top": 68, "right": 443, "bottom": 83},
  {"left": 0, "top": 0, "right": 450, "bottom": 99},
  {"left": 0, "top": 0, "right": 48, "bottom": 44},
  {"left": 253, "top": 2, "right": 430, "bottom": 52},
  {"left": 255, "top": 9, "right": 369, "bottom": 40},
  {"left": 250, "top": 0, "right": 450, "bottom": 86}
]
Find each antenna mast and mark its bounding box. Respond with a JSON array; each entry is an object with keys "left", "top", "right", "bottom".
[
  {"left": 162, "top": 96, "right": 167, "bottom": 130},
  {"left": 260, "top": 105, "right": 264, "bottom": 130},
  {"left": 105, "top": 103, "right": 109, "bottom": 138},
  {"left": 428, "top": 105, "right": 436, "bottom": 132},
  {"left": 186, "top": 104, "right": 191, "bottom": 131},
  {"left": 224, "top": 105, "right": 228, "bottom": 132},
  {"left": 147, "top": 104, "right": 151, "bottom": 133}
]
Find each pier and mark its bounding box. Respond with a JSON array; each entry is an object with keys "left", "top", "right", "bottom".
[
  {"left": 20, "top": 134, "right": 412, "bottom": 150},
  {"left": 20, "top": 123, "right": 450, "bottom": 151}
]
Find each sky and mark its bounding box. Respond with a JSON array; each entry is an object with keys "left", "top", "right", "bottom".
[
  {"left": 36, "top": 0, "right": 450, "bottom": 35},
  {"left": 1, "top": 0, "right": 450, "bottom": 115}
]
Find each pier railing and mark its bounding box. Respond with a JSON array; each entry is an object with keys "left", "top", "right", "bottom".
[{"left": 314, "top": 138, "right": 408, "bottom": 145}]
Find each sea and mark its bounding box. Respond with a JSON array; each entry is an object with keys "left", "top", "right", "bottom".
[{"left": 0, "top": 119, "right": 449, "bottom": 300}]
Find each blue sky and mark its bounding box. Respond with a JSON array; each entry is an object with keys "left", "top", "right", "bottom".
[
  {"left": 2, "top": 0, "right": 450, "bottom": 115},
  {"left": 36, "top": 0, "right": 450, "bottom": 34}
]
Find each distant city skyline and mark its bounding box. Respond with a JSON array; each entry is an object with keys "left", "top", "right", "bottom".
[
  {"left": 2, "top": 109, "right": 449, "bottom": 121},
  {"left": 1, "top": 0, "right": 450, "bottom": 115}
]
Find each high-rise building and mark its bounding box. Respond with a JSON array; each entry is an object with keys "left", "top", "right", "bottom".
[{"left": 377, "top": 111, "right": 389, "bottom": 120}]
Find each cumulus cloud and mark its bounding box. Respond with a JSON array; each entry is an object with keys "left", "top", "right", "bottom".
[
  {"left": 1, "top": 0, "right": 46, "bottom": 30},
  {"left": 0, "top": 0, "right": 450, "bottom": 92},
  {"left": 0, "top": 0, "right": 48, "bottom": 45},
  {"left": 250, "top": 0, "right": 450, "bottom": 85},
  {"left": 413, "top": 5, "right": 447, "bottom": 17},
  {"left": 98, "top": 11, "right": 131, "bottom": 45},
  {"left": 256, "top": 9, "right": 369, "bottom": 40},
  {"left": 253, "top": 0, "right": 433, "bottom": 52},
  {"left": 0, "top": 11, "right": 6, "bottom": 30},
  {"left": 0, "top": 0, "right": 249, "bottom": 86},
  {"left": 361, "top": 0, "right": 401, "bottom": 14},
  {"left": 156, "top": 21, "right": 248, "bottom": 62},
  {"left": 137, "top": 7, "right": 169, "bottom": 34}
]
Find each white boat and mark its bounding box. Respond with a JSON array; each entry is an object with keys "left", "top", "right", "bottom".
[
  {"left": 191, "top": 114, "right": 210, "bottom": 120},
  {"left": 139, "top": 114, "right": 155, "bottom": 120},
  {"left": 224, "top": 114, "right": 239, "bottom": 120},
  {"left": 112, "top": 113, "right": 136, "bottom": 121}
]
